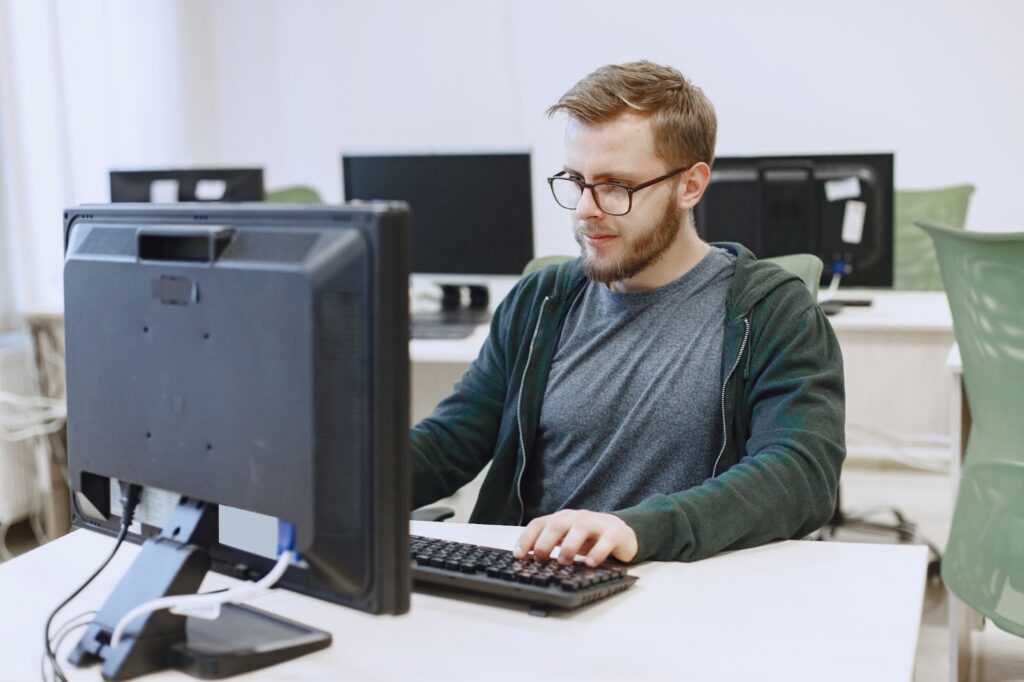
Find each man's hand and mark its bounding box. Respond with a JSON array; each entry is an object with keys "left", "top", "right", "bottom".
[{"left": 513, "top": 509, "right": 638, "bottom": 567}]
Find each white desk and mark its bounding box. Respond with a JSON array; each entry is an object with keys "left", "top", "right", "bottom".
[
  {"left": 0, "top": 522, "right": 927, "bottom": 681},
  {"left": 828, "top": 291, "right": 954, "bottom": 466}
]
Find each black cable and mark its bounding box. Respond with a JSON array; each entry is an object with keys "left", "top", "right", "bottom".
[
  {"left": 41, "top": 611, "right": 96, "bottom": 682},
  {"left": 42, "top": 525, "right": 127, "bottom": 681},
  {"left": 42, "top": 483, "right": 143, "bottom": 682}
]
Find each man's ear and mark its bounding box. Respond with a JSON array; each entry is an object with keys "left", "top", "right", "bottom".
[{"left": 677, "top": 162, "right": 711, "bottom": 212}]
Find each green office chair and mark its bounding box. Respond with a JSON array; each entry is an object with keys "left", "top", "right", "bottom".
[
  {"left": 522, "top": 255, "right": 573, "bottom": 277},
  {"left": 264, "top": 185, "right": 323, "bottom": 204},
  {"left": 894, "top": 185, "right": 975, "bottom": 290},
  {"left": 762, "top": 254, "right": 822, "bottom": 298},
  {"left": 917, "top": 220, "right": 1024, "bottom": 638}
]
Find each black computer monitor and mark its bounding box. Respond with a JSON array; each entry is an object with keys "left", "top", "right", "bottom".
[
  {"left": 695, "top": 153, "right": 894, "bottom": 288},
  {"left": 61, "top": 203, "right": 410, "bottom": 679},
  {"left": 341, "top": 152, "right": 534, "bottom": 313},
  {"left": 110, "top": 168, "right": 265, "bottom": 203}
]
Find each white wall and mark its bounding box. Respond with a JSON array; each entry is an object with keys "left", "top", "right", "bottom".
[
  {"left": 4, "top": 0, "right": 1024, "bottom": 311},
  {"left": 0, "top": 0, "right": 200, "bottom": 315},
  {"left": 179, "top": 0, "right": 1024, "bottom": 260}
]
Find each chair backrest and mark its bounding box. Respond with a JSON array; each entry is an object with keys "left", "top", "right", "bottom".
[
  {"left": 264, "top": 185, "right": 323, "bottom": 204},
  {"left": 522, "top": 255, "right": 571, "bottom": 277},
  {"left": 761, "top": 254, "right": 823, "bottom": 298},
  {"left": 894, "top": 184, "right": 974, "bottom": 290},
  {"left": 918, "top": 219, "right": 1024, "bottom": 638},
  {"left": 521, "top": 252, "right": 822, "bottom": 297}
]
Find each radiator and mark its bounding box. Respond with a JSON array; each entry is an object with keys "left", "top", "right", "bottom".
[{"left": 0, "top": 332, "right": 40, "bottom": 552}]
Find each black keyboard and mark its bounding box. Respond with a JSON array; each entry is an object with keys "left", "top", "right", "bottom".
[{"left": 410, "top": 535, "right": 638, "bottom": 614}]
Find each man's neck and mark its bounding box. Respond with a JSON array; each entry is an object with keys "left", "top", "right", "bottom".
[{"left": 610, "top": 229, "right": 711, "bottom": 293}]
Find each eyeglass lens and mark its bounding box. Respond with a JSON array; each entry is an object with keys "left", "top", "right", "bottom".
[{"left": 550, "top": 178, "right": 630, "bottom": 215}]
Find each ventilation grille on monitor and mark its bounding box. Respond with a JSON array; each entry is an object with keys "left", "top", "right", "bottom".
[{"left": 314, "top": 291, "right": 366, "bottom": 539}]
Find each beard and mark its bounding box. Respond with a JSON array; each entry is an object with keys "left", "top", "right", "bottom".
[{"left": 575, "top": 196, "right": 683, "bottom": 285}]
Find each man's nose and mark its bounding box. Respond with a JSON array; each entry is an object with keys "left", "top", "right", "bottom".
[{"left": 575, "top": 185, "right": 604, "bottom": 221}]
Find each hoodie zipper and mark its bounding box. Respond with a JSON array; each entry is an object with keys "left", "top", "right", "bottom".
[
  {"left": 712, "top": 317, "right": 750, "bottom": 478},
  {"left": 515, "top": 296, "right": 550, "bottom": 525}
]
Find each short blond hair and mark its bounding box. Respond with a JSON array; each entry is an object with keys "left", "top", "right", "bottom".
[{"left": 548, "top": 61, "right": 717, "bottom": 170}]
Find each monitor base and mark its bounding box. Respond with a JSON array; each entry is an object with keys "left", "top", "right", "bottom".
[
  {"left": 67, "top": 498, "right": 330, "bottom": 680},
  {"left": 170, "top": 603, "right": 330, "bottom": 679}
]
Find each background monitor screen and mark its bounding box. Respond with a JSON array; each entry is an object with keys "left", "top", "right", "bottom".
[
  {"left": 110, "top": 168, "right": 265, "bottom": 203},
  {"left": 342, "top": 153, "right": 534, "bottom": 278},
  {"left": 63, "top": 202, "right": 410, "bottom": 617},
  {"left": 695, "top": 153, "right": 894, "bottom": 287}
]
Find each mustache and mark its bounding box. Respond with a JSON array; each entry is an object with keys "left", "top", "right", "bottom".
[{"left": 575, "top": 222, "right": 619, "bottom": 239}]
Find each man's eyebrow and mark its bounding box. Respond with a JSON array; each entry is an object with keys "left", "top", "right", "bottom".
[{"left": 562, "top": 166, "right": 640, "bottom": 182}]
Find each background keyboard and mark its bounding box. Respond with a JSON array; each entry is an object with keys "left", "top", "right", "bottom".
[
  {"left": 410, "top": 534, "right": 638, "bottom": 614},
  {"left": 410, "top": 309, "right": 488, "bottom": 340},
  {"left": 410, "top": 320, "right": 477, "bottom": 339}
]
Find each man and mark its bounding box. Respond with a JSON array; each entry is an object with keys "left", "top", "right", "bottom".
[{"left": 411, "top": 61, "right": 845, "bottom": 567}]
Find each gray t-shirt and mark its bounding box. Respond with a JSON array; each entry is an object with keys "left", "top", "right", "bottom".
[{"left": 522, "top": 247, "right": 737, "bottom": 520}]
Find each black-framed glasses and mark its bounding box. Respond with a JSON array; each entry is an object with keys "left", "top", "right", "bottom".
[{"left": 546, "top": 165, "right": 692, "bottom": 216}]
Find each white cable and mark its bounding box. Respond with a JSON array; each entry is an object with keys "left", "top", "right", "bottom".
[
  {"left": 818, "top": 272, "right": 842, "bottom": 303},
  {"left": 0, "top": 421, "right": 66, "bottom": 441},
  {"left": 0, "top": 411, "right": 57, "bottom": 427},
  {"left": 0, "top": 389, "right": 64, "bottom": 409},
  {"left": 0, "top": 389, "right": 66, "bottom": 442},
  {"left": 110, "top": 550, "right": 295, "bottom": 648},
  {"left": 0, "top": 422, "right": 64, "bottom": 442},
  {"left": 0, "top": 410, "right": 64, "bottom": 427}
]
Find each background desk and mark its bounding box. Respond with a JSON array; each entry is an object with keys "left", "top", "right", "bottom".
[
  {"left": 828, "top": 291, "right": 953, "bottom": 467},
  {"left": 0, "top": 522, "right": 927, "bottom": 681}
]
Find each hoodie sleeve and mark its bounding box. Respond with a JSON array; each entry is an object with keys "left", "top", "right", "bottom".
[
  {"left": 614, "top": 281, "right": 845, "bottom": 562},
  {"left": 409, "top": 283, "right": 521, "bottom": 509}
]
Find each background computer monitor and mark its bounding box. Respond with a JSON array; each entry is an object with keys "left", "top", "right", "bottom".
[
  {"left": 341, "top": 152, "right": 534, "bottom": 281},
  {"left": 109, "top": 168, "right": 265, "bottom": 202},
  {"left": 695, "top": 153, "right": 894, "bottom": 288},
  {"left": 62, "top": 203, "right": 410, "bottom": 676}
]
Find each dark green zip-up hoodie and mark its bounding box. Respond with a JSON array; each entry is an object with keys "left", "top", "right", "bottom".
[{"left": 411, "top": 243, "right": 845, "bottom": 563}]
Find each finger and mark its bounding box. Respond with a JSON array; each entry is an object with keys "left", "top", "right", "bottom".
[
  {"left": 585, "top": 534, "right": 618, "bottom": 567},
  {"left": 514, "top": 518, "right": 548, "bottom": 558},
  {"left": 573, "top": 536, "right": 599, "bottom": 561},
  {"left": 555, "top": 524, "right": 594, "bottom": 565},
  {"left": 532, "top": 519, "right": 571, "bottom": 562}
]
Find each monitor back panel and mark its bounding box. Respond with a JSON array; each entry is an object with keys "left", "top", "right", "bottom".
[
  {"left": 696, "top": 154, "right": 894, "bottom": 287},
  {"left": 63, "top": 203, "right": 410, "bottom": 615}
]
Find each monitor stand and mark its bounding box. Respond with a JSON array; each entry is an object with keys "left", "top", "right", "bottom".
[
  {"left": 68, "top": 497, "right": 330, "bottom": 680},
  {"left": 437, "top": 284, "right": 490, "bottom": 321}
]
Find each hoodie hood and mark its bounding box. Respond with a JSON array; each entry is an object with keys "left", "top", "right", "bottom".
[
  {"left": 714, "top": 242, "right": 804, "bottom": 319},
  {"left": 535, "top": 241, "right": 803, "bottom": 319}
]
